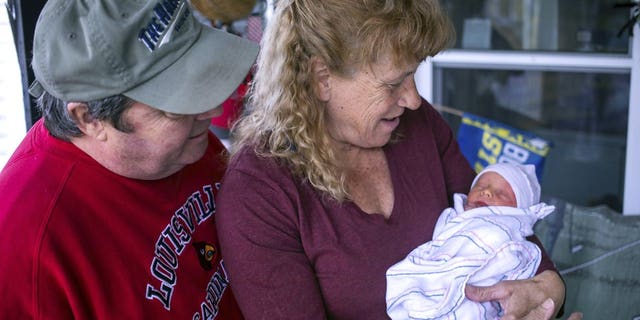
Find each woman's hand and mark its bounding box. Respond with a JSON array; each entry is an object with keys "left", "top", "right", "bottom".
[{"left": 464, "top": 270, "right": 582, "bottom": 320}]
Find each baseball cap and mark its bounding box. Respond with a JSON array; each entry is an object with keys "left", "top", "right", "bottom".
[
  {"left": 29, "top": 0, "right": 259, "bottom": 115},
  {"left": 471, "top": 163, "right": 541, "bottom": 208}
]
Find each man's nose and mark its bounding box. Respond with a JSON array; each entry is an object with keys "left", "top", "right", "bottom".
[{"left": 196, "top": 106, "right": 224, "bottom": 120}]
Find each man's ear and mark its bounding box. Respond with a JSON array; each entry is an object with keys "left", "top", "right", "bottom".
[
  {"left": 67, "top": 102, "right": 107, "bottom": 141},
  {"left": 310, "top": 56, "right": 331, "bottom": 102}
]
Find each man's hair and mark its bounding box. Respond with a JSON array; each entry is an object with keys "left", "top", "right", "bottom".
[
  {"left": 37, "top": 91, "right": 135, "bottom": 141},
  {"left": 231, "top": 0, "right": 454, "bottom": 201}
]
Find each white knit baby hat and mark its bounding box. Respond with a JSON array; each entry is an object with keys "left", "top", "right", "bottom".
[{"left": 471, "top": 163, "right": 541, "bottom": 208}]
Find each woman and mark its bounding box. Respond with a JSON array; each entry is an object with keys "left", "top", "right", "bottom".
[{"left": 216, "top": 0, "right": 568, "bottom": 319}]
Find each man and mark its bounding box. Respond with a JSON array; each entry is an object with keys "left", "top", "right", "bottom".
[{"left": 0, "top": 0, "right": 258, "bottom": 318}]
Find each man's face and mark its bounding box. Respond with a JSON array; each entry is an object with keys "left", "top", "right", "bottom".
[
  {"left": 97, "top": 101, "right": 221, "bottom": 180},
  {"left": 466, "top": 172, "right": 517, "bottom": 209}
]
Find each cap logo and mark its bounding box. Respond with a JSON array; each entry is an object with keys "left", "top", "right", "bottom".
[{"left": 138, "top": 0, "right": 190, "bottom": 52}]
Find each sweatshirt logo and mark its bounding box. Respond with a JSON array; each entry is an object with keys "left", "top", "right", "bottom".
[
  {"left": 193, "top": 241, "right": 217, "bottom": 271},
  {"left": 145, "top": 185, "right": 216, "bottom": 310}
]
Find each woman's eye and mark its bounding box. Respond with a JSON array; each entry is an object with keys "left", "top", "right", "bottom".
[{"left": 387, "top": 82, "right": 402, "bottom": 89}]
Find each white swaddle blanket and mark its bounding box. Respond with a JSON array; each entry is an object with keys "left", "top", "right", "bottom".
[{"left": 386, "top": 193, "right": 555, "bottom": 320}]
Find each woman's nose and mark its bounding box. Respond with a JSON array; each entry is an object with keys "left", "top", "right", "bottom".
[{"left": 399, "top": 76, "right": 421, "bottom": 110}]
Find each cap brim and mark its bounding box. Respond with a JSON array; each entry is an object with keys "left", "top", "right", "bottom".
[{"left": 124, "top": 27, "right": 258, "bottom": 115}]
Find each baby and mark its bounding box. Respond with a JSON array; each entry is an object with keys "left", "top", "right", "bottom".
[{"left": 386, "top": 163, "right": 555, "bottom": 320}]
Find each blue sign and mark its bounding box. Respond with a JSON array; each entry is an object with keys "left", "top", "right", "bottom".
[{"left": 457, "top": 113, "right": 551, "bottom": 181}]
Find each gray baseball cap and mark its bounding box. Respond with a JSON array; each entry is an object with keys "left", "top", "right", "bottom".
[{"left": 29, "top": 0, "right": 259, "bottom": 115}]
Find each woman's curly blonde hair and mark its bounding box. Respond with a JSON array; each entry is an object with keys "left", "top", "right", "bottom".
[{"left": 230, "top": 0, "right": 454, "bottom": 202}]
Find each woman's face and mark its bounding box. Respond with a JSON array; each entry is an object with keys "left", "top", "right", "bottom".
[
  {"left": 324, "top": 58, "right": 422, "bottom": 149},
  {"left": 466, "top": 172, "right": 517, "bottom": 209}
]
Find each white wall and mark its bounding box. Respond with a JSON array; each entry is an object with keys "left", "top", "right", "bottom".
[{"left": 0, "top": 1, "right": 27, "bottom": 170}]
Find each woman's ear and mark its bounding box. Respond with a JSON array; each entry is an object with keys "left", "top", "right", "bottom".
[
  {"left": 310, "top": 56, "right": 331, "bottom": 102},
  {"left": 67, "top": 102, "right": 107, "bottom": 141}
]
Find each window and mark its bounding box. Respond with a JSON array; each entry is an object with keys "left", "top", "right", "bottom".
[{"left": 417, "top": 0, "right": 640, "bottom": 215}]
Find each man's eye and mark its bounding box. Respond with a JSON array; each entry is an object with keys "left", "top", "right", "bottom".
[{"left": 164, "top": 112, "right": 185, "bottom": 119}]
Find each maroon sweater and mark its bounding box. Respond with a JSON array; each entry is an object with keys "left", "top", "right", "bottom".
[{"left": 216, "top": 101, "right": 557, "bottom": 319}]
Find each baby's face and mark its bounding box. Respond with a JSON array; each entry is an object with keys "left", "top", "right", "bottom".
[{"left": 466, "top": 172, "right": 517, "bottom": 209}]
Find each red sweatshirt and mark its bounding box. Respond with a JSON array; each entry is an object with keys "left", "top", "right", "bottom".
[{"left": 0, "top": 120, "right": 243, "bottom": 319}]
